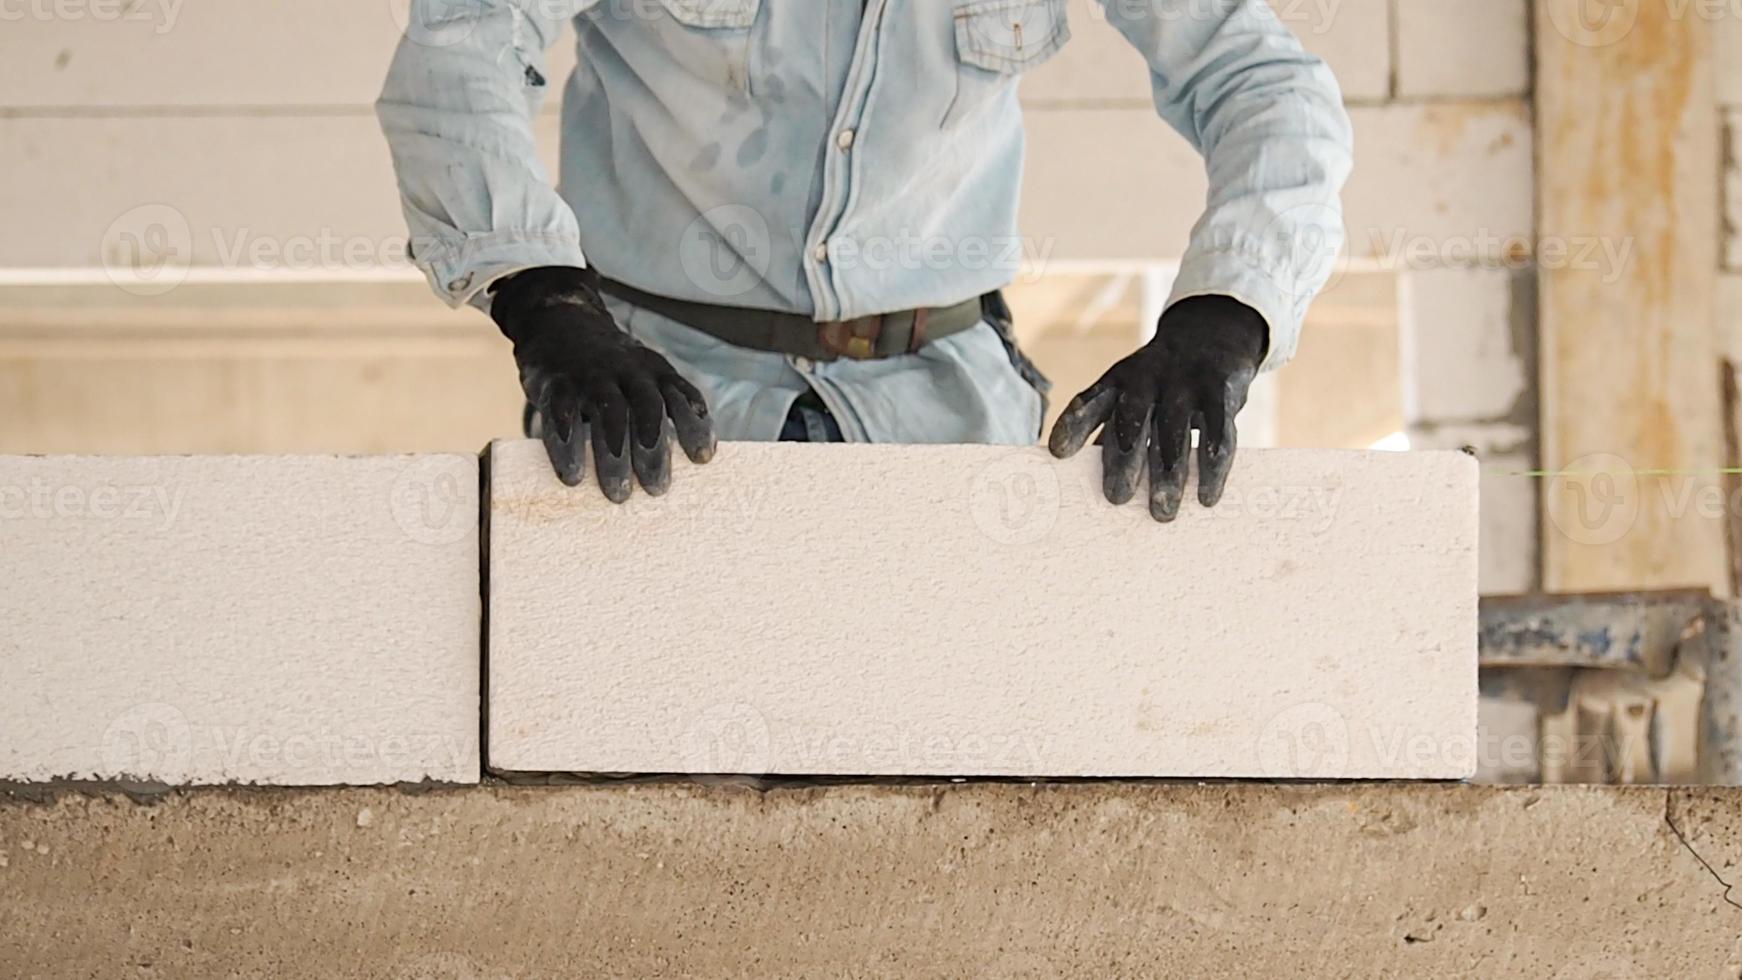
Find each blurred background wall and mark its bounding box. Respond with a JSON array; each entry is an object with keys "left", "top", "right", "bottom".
[
  {"left": 0, "top": 0, "right": 1481, "bottom": 467},
  {"left": 9, "top": 0, "right": 1742, "bottom": 781}
]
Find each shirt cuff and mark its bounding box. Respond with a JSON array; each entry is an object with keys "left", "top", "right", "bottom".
[
  {"left": 1166, "top": 249, "right": 1313, "bottom": 373},
  {"left": 410, "top": 231, "right": 589, "bottom": 313}
]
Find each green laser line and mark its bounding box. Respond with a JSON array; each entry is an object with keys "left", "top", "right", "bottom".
[{"left": 1490, "top": 468, "right": 1742, "bottom": 478}]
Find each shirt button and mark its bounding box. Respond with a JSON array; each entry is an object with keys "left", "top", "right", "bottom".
[
  {"left": 836, "top": 129, "right": 856, "bottom": 150},
  {"left": 448, "top": 273, "right": 473, "bottom": 293},
  {"left": 813, "top": 243, "right": 829, "bottom": 263}
]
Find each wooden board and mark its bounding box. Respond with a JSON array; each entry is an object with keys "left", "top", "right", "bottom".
[{"left": 1537, "top": 0, "right": 1728, "bottom": 593}]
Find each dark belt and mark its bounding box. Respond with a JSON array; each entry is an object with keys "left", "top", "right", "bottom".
[{"left": 597, "top": 277, "right": 983, "bottom": 361}]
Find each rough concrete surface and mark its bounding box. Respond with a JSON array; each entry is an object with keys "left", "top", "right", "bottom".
[{"left": 2, "top": 783, "right": 1740, "bottom": 977}]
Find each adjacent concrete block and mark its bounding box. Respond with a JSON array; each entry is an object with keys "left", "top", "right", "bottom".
[
  {"left": 0, "top": 1, "right": 579, "bottom": 109},
  {"left": 487, "top": 441, "right": 1478, "bottom": 778},
  {"left": 1018, "top": 108, "right": 1206, "bottom": 260},
  {"left": 1471, "top": 452, "right": 1538, "bottom": 596},
  {"left": 9, "top": 87, "right": 1525, "bottom": 278},
  {"left": 1344, "top": 102, "right": 1536, "bottom": 263},
  {"left": 0, "top": 455, "right": 481, "bottom": 784},
  {"left": 1408, "top": 445, "right": 1534, "bottom": 597},
  {"left": 1402, "top": 267, "right": 1530, "bottom": 423},
  {"left": 1404, "top": 422, "right": 1538, "bottom": 596},
  {"left": 1285, "top": 0, "right": 1393, "bottom": 102},
  {"left": 1396, "top": 0, "right": 1530, "bottom": 98},
  {"left": 1475, "top": 693, "right": 1540, "bottom": 783},
  {"left": 0, "top": 114, "right": 562, "bottom": 271},
  {"left": 1720, "top": 272, "right": 1742, "bottom": 364},
  {"left": 1021, "top": 101, "right": 1533, "bottom": 263},
  {"left": 1397, "top": 267, "right": 1537, "bottom": 594}
]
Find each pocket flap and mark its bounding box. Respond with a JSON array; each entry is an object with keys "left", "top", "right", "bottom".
[
  {"left": 656, "top": 0, "right": 761, "bottom": 29},
  {"left": 954, "top": 0, "right": 1071, "bottom": 74}
]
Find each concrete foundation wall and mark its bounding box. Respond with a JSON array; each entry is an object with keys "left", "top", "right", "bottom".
[{"left": 2, "top": 783, "right": 1738, "bottom": 976}]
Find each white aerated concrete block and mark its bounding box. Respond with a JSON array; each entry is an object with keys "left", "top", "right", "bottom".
[
  {"left": 1403, "top": 267, "right": 1529, "bottom": 423},
  {"left": 1281, "top": 0, "right": 1393, "bottom": 102},
  {"left": 0, "top": 114, "right": 561, "bottom": 270},
  {"left": 1395, "top": 0, "right": 1529, "bottom": 98},
  {"left": 488, "top": 441, "right": 1478, "bottom": 779},
  {"left": 0, "top": 455, "right": 481, "bottom": 785},
  {"left": 1721, "top": 273, "right": 1742, "bottom": 363},
  {"left": 1344, "top": 102, "right": 1535, "bottom": 263},
  {"left": 2, "top": 2, "right": 580, "bottom": 110},
  {"left": 1022, "top": 102, "right": 1534, "bottom": 263},
  {"left": 1403, "top": 425, "right": 1537, "bottom": 595}
]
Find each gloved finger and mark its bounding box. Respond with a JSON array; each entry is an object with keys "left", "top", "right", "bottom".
[
  {"left": 1196, "top": 394, "right": 1238, "bottom": 508},
  {"left": 623, "top": 374, "right": 673, "bottom": 497},
  {"left": 1223, "top": 364, "right": 1257, "bottom": 414},
  {"left": 1148, "top": 388, "right": 1194, "bottom": 523},
  {"left": 1101, "top": 389, "right": 1149, "bottom": 506},
  {"left": 584, "top": 382, "right": 634, "bottom": 504},
  {"left": 540, "top": 381, "right": 588, "bottom": 488},
  {"left": 1048, "top": 381, "right": 1117, "bottom": 459},
  {"left": 517, "top": 363, "right": 554, "bottom": 412},
  {"left": 662, "top": 375, "right": 718, "bottom": 464}
]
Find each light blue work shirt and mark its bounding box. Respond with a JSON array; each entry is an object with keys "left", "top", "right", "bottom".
[{"left": 377, "top": 0, "right": 1352, "bottom": 443}]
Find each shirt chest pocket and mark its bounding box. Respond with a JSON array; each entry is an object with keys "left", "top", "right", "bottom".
[
  {"left": 652, "top": 0, "right": 764, "bottom": 93},
  {"left": 945, "top": 0, "right": 1071, "bottom": 129}
]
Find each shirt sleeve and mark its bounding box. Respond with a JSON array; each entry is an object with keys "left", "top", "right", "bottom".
[
  {"left": 375, "top": 0, "right": 599, "bottom": 312},
  {"left": 1094, "top": 0, "right": 1354, "bottom": 371}
]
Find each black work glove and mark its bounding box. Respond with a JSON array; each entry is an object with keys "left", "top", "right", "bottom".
[
  {"left": 1048, "top": 295, "right": 1267, "bottom": 523},
  {"left": 489, "top": 266, "right": 716, "bottom": 501}
]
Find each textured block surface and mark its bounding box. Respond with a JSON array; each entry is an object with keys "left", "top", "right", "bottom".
[
  {"left": 1395, "top": 0, "right": 1529, "bottom": 98},
  {"left": 0, "top": 114, "right": 560, "bottom": 271},
  {"left": 488, "top": 441, "right": 1478, "bottom": 778},
  {"left": 1021, "top": 102, "right": 1533, "bottom": 263},
  {"left": 0, "top": 455, "right": 481, "bottom": 784},
  {"left": 1344, "top": 102, "right": 1535, "bottom": 262},
  {"left": 1403, "top": 267, "right": 1530, "bottom": 423},
  {"left": 0, "top": 1, "right": 581, "bottom": 109}
]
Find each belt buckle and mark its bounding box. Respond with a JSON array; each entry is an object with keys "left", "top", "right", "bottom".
[{"left": 818, "top": 315, "right": 884, "bottom": 360}]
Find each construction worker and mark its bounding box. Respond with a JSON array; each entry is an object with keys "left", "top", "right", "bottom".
[{"left": 377, "top": 0, "right": 1351, "bottom": 521}]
